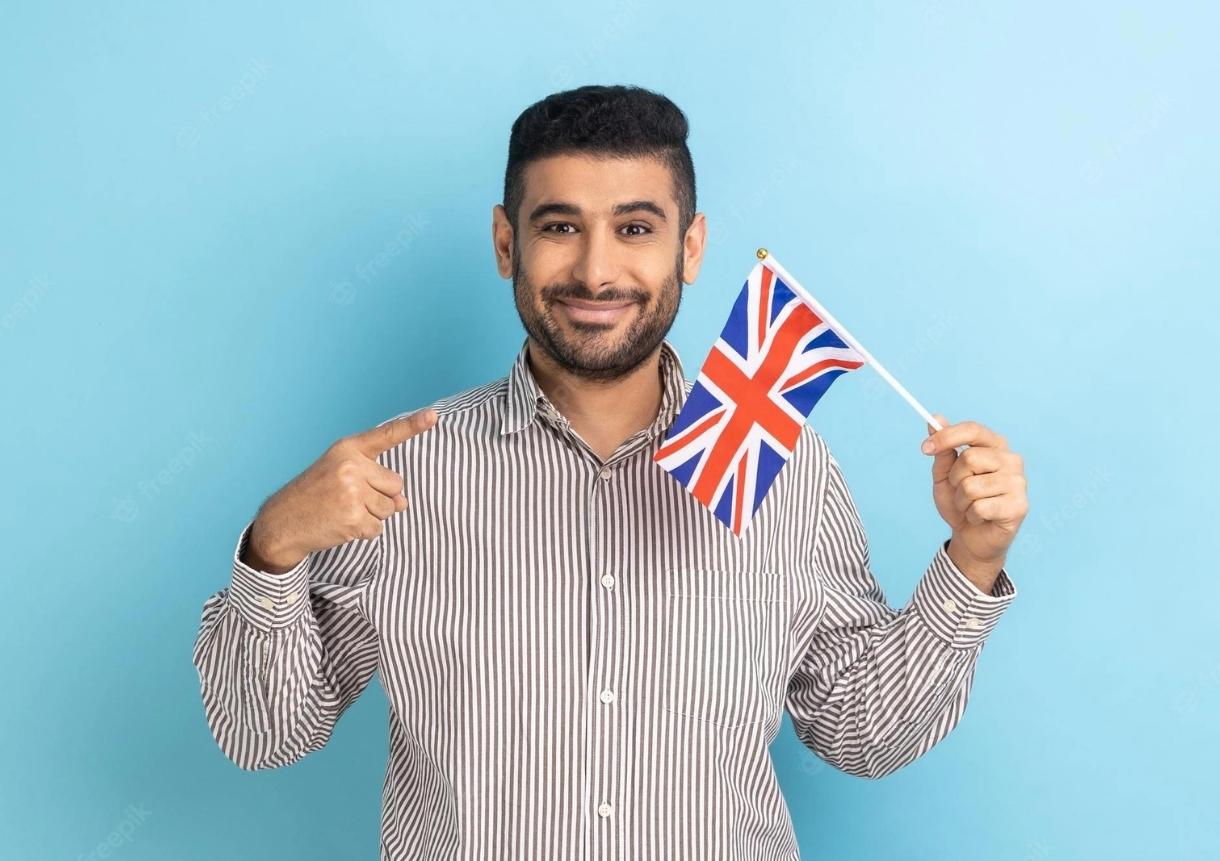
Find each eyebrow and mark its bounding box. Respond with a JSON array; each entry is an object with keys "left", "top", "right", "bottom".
[{"left": 527, "top": 199, "right": 669, "bottom": 223}]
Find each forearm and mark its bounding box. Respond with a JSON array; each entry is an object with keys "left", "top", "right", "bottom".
[
  {"left": 243, "top": 514, "right": 307, "bottom": 575},
  {"left": 192, "top": 519, "right": 381, "bottom": 770},
  {"left": 789, "top": 541, "right": 1017, "bottom": 779}
]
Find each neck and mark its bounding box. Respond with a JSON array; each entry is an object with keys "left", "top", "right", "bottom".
[{"left": 526, "top": 336, "right": 665, "bottom": 461}]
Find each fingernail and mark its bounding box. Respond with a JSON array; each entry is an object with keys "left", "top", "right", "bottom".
[{"left": 922, "top": 439, "right": 935, "bottom": 454}]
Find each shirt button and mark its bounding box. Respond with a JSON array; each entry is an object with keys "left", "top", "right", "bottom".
[
  {"left": 964, "top": 616, "right": 981, "bottom": 629},
  {"left": 599, "top": 689, "right": 615, "bottom": 704},
  {"left": 597, "top": 802, "right": 613, "bottom": 818},
  {"left": 941, "top": 598, "right": 958, "bottom": 614},
  {"left": 256, "top": 596, "right": 275, "bottom": 611},
  {"left": 285, "top": 591, "right": 300, "bottom": 605},
  {"left": 600, "top": 574, "right": 615, "bottom": 589},
  {"left": 599, "top": 467, "right": 612, "bottom": 481}
]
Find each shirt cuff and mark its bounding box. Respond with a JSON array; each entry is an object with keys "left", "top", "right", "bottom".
[
  {"left": 227, "top": 518, "right": 312, "bottom": 633},
  {"left": 910, "top": 539, "right": 1017, "bottom": 648}
]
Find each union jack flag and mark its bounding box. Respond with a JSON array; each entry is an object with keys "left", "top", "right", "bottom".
[{"left": 654, "top": 256, "right": 866, "bottom": 536}]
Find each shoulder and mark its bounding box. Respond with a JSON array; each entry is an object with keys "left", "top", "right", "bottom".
[
  {"left": 369, "top": 374, "right": 509, "bottom": 470},
  {"left": 429, "top": 376, "right": 508, "bottom": 422},
  {"left": 383, "top": 375, "right": 507, "bottom": 428},
  {"left": 794, "top": 423, "right": 833, "bottom": 473}
]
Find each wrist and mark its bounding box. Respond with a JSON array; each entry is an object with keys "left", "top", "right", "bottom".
[
  {"left": 246, "top": 517, "right": 305, "bottom": 575},
  {"left": 946, "top": 535, "right": 1004, "bottom": 594}
]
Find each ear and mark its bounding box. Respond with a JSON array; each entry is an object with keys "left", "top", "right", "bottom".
[
  {"left": 681, "top": 212, "right": 707, "bottom": 285},
  {"left": 492, "top": 203, "right": 515, "bottom": 279}
]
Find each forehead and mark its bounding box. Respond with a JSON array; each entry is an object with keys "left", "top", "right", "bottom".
[{"left": 519, "top": 153, "right": 677, "bottom": 216}]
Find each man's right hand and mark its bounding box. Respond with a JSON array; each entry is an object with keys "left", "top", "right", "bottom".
[{"left": 244, "top": 408, "right": 439, "bottom": 574}]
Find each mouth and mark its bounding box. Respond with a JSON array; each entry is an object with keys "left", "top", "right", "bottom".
[{"left": 554, "top": 297, "right": 637, "bottom": 326}]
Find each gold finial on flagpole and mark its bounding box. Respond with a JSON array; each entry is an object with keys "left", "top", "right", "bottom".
[{"left": 756, "top": 247, "right": 769, "bottom": 260}]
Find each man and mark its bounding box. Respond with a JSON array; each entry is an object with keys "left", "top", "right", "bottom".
[{"left": 193, "top": 84, "right": 1027, "bottom": 860}]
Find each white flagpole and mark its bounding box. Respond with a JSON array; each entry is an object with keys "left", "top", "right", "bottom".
[{"left": 756, "top": 248, "right": 946, "bottom": 434}]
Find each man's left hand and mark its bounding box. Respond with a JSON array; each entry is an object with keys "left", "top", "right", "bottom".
[{"left": 922, "top": 414, "right": 1029, "bottom": 588}]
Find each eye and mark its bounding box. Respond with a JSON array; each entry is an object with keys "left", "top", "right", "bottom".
[
  {"left": 621, "top": 223, "right": 652, "bottom": 236},
  {"left": 541, "top": 222, "right": 577, "bottom": 234}
]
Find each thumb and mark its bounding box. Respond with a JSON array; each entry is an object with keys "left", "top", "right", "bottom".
[
  {"left": 353, "top": 407, "right": 438, "bottom": 457},
  {"left": 924, "top": 413, "right": 948, "bottom": 438},
  {"left": 925, "top": 413, "right": 957, "bottom": 482}
]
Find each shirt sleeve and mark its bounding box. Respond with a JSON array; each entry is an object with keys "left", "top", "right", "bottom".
[
  {"left": 191, "top": 516, "right": 384, "bottom": 771},
  {"left": 784, "top": 450, "right": 1017, "bottom": 779}
]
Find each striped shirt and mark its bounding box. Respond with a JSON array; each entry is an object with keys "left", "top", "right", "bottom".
[{"left": 192, "top": 336, "right": 1017, "bottom": 860}]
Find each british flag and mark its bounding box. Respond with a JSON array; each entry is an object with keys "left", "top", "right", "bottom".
[{"left": 654, "top": 257, "right": 866, "bottom": 536}]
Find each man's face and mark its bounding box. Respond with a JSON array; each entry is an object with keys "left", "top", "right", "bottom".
[{"left": 496, "top": 153, "right": 701, "bottom": 382}]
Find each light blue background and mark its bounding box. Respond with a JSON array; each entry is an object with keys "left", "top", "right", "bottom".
[{"left": 3, "top": 2, "right": 1216, "bottom": 859}]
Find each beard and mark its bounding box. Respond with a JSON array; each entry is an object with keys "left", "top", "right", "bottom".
[{"left": 511, "top": 246, "right": 684, "bottom": 383}]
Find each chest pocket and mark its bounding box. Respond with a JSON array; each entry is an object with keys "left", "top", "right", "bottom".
[{"left": 661, "top": 567, "right": 788, "bottom": 730}]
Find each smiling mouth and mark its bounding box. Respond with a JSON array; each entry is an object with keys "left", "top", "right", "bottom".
[{"left": 555, "top": 298, "right": 637, "bottom": 326}]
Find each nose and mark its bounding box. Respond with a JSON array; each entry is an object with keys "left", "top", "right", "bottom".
[{"left": 571, "top": 224, "right": 621, "bottom": 292}]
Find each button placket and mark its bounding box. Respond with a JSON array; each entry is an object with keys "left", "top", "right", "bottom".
[{"left": 588, "top": 460, "right": 622, "bottom": 848}]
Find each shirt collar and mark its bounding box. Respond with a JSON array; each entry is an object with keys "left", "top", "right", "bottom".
[{"left": 500, "top": 337, "right": 687, "bottom": 440}]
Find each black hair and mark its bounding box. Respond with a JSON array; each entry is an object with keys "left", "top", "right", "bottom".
[{"left": 503, "top": 84, "right": 696, "bottom": 238}]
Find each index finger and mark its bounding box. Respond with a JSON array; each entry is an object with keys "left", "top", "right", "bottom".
[
  {"left": 351, "top": 407, "right": 438, "bottom": 457},
  {"left": 924, "top": 419, "right": 1007, "bottom": 455}
]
